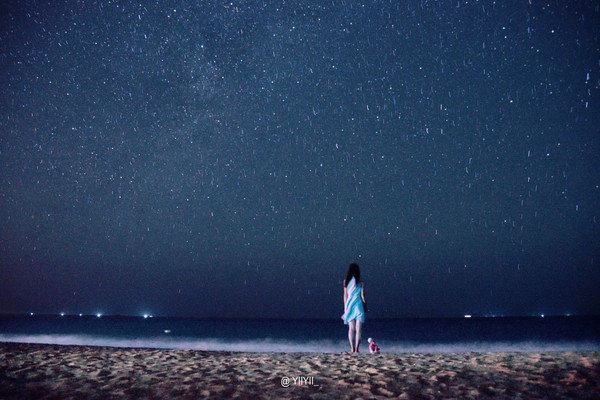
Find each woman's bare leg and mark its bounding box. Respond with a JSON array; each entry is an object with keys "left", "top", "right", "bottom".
[
  {"left": 348, "top": 320, "right": 356, "bottom": 352},
  {"left": 355, "top": 320, "right": 362, "bottom": 352}
]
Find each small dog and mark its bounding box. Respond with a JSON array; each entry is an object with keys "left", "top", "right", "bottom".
[{"left": 367, "top": 337, "right": 380, "bottom": 353}]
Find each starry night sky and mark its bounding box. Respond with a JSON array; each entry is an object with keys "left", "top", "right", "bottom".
[{"left": 1, "top": 1, "right": 599, "bottom": 318}]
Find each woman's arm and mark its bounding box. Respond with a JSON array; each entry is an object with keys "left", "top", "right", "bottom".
[
  {"left": 361, "top": 284, "right": 368, "bottom": 313},
  {"left": 343, "top": 281, "right": 348, "bottom": 310}
]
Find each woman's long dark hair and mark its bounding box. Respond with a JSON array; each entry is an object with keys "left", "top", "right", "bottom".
[{"left": 344, "top": 263, "right": 361, "bottom": 287}]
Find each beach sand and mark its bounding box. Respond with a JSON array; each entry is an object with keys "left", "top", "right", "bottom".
[{"left": 0, "top": 343, "right": 598, "bottom": 399}]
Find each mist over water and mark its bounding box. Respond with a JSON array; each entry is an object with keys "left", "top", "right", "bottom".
[
  {"left": 1, "top": 334, "right": 599, "bottom": 354},
  {"left": 1, "top": 315, "right": 598, "bottom": 353}
]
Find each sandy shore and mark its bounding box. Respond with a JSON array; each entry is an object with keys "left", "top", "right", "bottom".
[{"left": 0, "top": 343, "right": 598, "bottom": 399}]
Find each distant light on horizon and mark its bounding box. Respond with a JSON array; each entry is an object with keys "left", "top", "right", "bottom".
[
  {"left": 79, "top": 313, "right": 83, "bottom": 317},
  {"left": 29, "top": 312, "right": 34, "bottom": 316},
  {"left": 96, "top": 313, "right": 102, "bottom": 318},
  {"left": 464, "top": 314, "right": 472, "bottom": 318},
  {"left": 60, "top": 312, "right": 65, "bottom": 317},
  {"left": 540, "top": 314, "right": 545, "bottom": 318},
  {"left": 143, "top": 314, "right": 149, "bottom": 319}
]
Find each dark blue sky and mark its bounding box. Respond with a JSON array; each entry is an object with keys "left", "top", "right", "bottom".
[{"left": 1, "top": 0, "right": 598, "bottom": 318}]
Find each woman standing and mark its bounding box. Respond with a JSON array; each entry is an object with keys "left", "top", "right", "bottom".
[{"left": 341, "top": 263, "right": 367, "bottom": 352}]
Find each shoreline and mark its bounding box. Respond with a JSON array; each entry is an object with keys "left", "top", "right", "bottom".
[
  {"left": 1, "top": 342, "right": 598, "bottom": 399},
  {"left": 1, "top": 334, "right": 598, "bottom": 354}
]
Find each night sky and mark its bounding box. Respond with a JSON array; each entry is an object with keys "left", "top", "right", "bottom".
[{"left": 1, "top": 1, "right": 599, "bottom": 319}]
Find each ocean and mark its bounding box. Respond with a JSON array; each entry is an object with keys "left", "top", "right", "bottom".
[{"left": 0, "top": 314, "right": 598, "bottom": 353}]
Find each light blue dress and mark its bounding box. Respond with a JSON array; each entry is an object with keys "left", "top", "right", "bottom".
[{"left": 341, "top": 277, "right": 365, "bottom": 325}]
